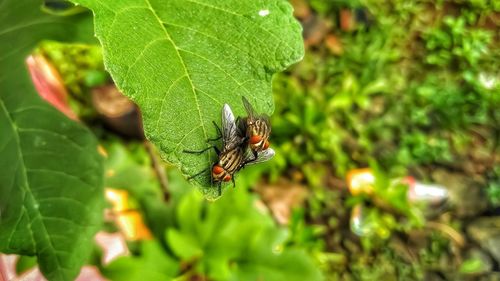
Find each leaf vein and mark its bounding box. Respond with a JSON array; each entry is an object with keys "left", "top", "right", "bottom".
[
  {"left": 162, "top": 21, "right": 260, "bottom": 66},
  {"left": 184, "top": 0, "right": 294, "bottom": 52},
  {"left": 174, "top": 125, "right": 203, "bottom": 151},
  {"left": 154, "top": 74, "right": 188, "bottom": 133},
  {"left": 144, "top": 0, "right": 209, "bottom": 161},
  {"left": 123, "top": 37, "right": 168, "bottom": 81},
  {"left": 178, "top": 48, "right": 248, "bottom": 93},
  {"left": 17, "top": 127, "right": 84, "bottom": 151},
  {"left": 26, "top": 168, "right": 93, "bottom": 188},
  {"left": 0, "top": 100, "right": 65, "bottom": 279}
]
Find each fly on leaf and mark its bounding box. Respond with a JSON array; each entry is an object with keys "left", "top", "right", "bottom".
[
  {"left": 184, "top": 101, "right": 275, "bottom": 196},
  {"left": 238, "top": 96, "right": 272, "bottom": 161},
  {"left": 184, "top": 104, "right": 248, "bottom": 195}
]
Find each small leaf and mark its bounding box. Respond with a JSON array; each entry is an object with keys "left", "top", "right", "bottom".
[
  {"left": 166, "top": 229, "right": 203, "bottom": 260},
  {"left": 459, "top": 258, "right": 485, "bottom": 274},
  {"left": 0, "top": 1, "right": 103, "bottom": 280},
  {"left": 235, "top": 249, "right": 323, "bottom": 281},
  {"left": 176, "top": 187, "right": 203, "bottom": 233},
  {"left": 102, "top": 240, "right": 179, "bottom": 281},
  {"left": 70, "top": 0, "right": 304, "bottom": 198}
]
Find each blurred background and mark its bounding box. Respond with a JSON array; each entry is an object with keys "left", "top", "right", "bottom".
[{"left": 5, "top": 0, "right": 499, "bottom": 280}]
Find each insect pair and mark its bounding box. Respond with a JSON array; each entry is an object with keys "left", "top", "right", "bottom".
[{"left": 183, "top": 97, "right": 274, "bottom": 195}]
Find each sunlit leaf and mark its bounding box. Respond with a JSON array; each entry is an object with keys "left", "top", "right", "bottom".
[
  {"left": 70, "top": 0, "right": 304, "bottom": 198},
  {"left": 0, "top": 1, "right": 103, "bottom": 280}
]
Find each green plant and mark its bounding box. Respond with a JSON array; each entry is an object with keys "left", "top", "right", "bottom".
[
  {"left": 164, "top": 189, "right": 321, "bottom": 280},
  {"left": 423, "top": 14, "right": 493, "bottom": 68},
  {"left": 68, "top": 0, "right": 304, "bottom": 197},
  {"left": 0, "top": 1, "right": 104, "bottom": 280},
  {"left": 1, "top": 0, "right": 306, "bottom": 279},
  {"left": 264, "top": 0, "right": 499, "bottom": 279},
  {"left": 99, "top": 141, "right": 322, "bottom": 280},
  {"left": 487, "top": 166, "right": 500, "bottom": 207},
  {"left": 269, "top": 0, "right": 498, "bottom": 175}
]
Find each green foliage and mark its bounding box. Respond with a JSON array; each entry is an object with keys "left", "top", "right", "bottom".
[
  {"left": 423, "top": 14, "right": 493, "bottom": 68},
  {"left": 459, "top": 258, "right": 486, "bottom": 274},
  {"left": 487, "top": 166, "right": 500, "bottom": 207},
  {"left": 270, "top": 0, "right": 499, "bottom": 177},
  {"left": 350, "top": 247, "right": 424, "bottom": 281},
  {"left": 3, "top": 0, "right": 498, "bottom": 280},
  {"left": 99, "top": 141, "right": 321, "bottom": 280},
  {"left": 69, "top": 0, "right": 304, "bottom": 198},
  {"left": 164, "top": 188, "right": 322, "bottom": 280},
  {"left": 0, "top": 1, "right": 104, "bottom": 280},
  {"left": 419, "top": 231, "right": 451, "bottom": 270},
  {"left": 102, "top": 140, "right": 178, "bottom": 238},
  {"left": 104, "top": 141, "right": 162, "bottom": 197},
  {"left": 102, "top": 241, "right": 179, "bottom": 281},
  {"left": 267, "top": 0, "right": 498, "bottom": 279},
  {"left": 37, "top": 41, "right": 108, "bottom": 117},
  {"left": 38, "top": 41, "right": 107, "bottom": 94}
]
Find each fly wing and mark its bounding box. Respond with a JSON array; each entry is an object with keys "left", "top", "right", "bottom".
[
  {"left": 222, "top": 104, "right": 243, "bottom": 150},
  {"left": 242, "top": 96, "right": 272, "bottom": 127},
  {"left": 244, "top": 148, "right": 275, "bottom": 165},
  {"left": 241, "top": 96, "right": 256, "bottom": 120}
]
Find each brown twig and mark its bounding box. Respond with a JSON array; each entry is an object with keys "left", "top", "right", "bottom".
[
  {"left": 425, "top": 221, "right": 466, "bottom": 248},
  {"left": 144, "top": 141, "right": 170, "bottom": 201}
]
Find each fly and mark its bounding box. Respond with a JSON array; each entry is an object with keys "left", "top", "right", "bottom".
[
  {"left": 184, "top": 104, "right": 248, "bottom": 196},
  {"left": 238, "top": 96, "right": 272, "bottom": 161}
]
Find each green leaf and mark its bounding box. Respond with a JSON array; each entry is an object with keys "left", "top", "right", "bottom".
[
  {"left": 102, "top": 240, "right": 179, "bottom": 281},
  {"left": 70, "top": 0, "right": 304, "bottom": 198},
  {"left": 235, "top": 249, "right": 323, "bottom": 281},
  {"left": 0, "top": 1, "right": 103, "bottom": 280},
  {"left": 15, "top": 255, "right": 38, "bottom": 275},
  {"left": 104, "top": 141, "right": 161, "bottom": 197},
  {"left": 176, "top": 188, "right": 203, "bottom": 234},
  {"left": 166, "top": 229, "right": 203, "bottom": 260},
  {"left": 163, "top": 188, "right": 322, "bottom": 280},
  {"left": 459, "top": 258, "right": 485, "bottom": 274}
]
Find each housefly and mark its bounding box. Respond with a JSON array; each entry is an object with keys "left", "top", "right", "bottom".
[
  {"left": 183, "top": 104, "right": 250, "bottom": 195},
  {"left": 238, "top": 96, "right": 272, "bottom": 161}
]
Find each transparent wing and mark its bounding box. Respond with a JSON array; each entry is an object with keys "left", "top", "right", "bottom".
[
  {"left": 242, "top": 96, "right": 256, "bottom": 119},
  {"left": 245, "top": 148, "right": 275, "bottom": 165},
  {"left": 222, "top": 104, "right": 243, "bottom": 150},
  {"left": 242, "top": 96, "right": 272, "bottom": 129}
]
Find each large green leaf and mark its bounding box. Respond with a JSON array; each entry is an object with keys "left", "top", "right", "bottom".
[
  {"left": 0, "top": 1, "right": 103, "bottom": 280},
  {"left": 70, "top": 0, "right": 304, "bottom": 198}
]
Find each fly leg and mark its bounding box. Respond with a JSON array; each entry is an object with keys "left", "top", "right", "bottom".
[
  {"left": 251, "top": 150, "right": 258, "bottom": 162},
  {"left": 183, "top": 122, "right": 222, "bottom": 154},
  {"left": 183, "top": 145, "right": 220, "bottom": 155},
  {"left": 206, "top": 121, "right": 222, "bottom": 142},
  {"left": 231, "top": 176, "right": 236, "bottom": 188},
  {"left": 217, "top": 183, "right": 222, "bottom": 197},
  {"left": 187, "top": 167, "right": 209, "bottom": 180}
]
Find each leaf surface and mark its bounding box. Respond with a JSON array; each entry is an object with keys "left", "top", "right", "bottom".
[
  {"left": 0, "top": 1, "right": 103, "bottom": 280},
  {"left": 70, "top": 0, "right": 304, "bottom": 198}
]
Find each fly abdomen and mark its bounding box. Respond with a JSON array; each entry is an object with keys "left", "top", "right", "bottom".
[{"left": 220, "top": 148, "right": 244, "bottom": 174}]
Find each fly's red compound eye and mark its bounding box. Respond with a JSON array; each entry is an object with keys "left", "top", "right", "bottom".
[
  {"left": 250, "top": 135, "right": 262, "bottom": 145},
  {"left": 223, "top": 174, "right": 231, "bottom": 182},
  {"left": 263, "top": 141, "right": 270, "bottom": 150},
  {"left": 212, "top": 165, "right": 224, "bottom": 175}
]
